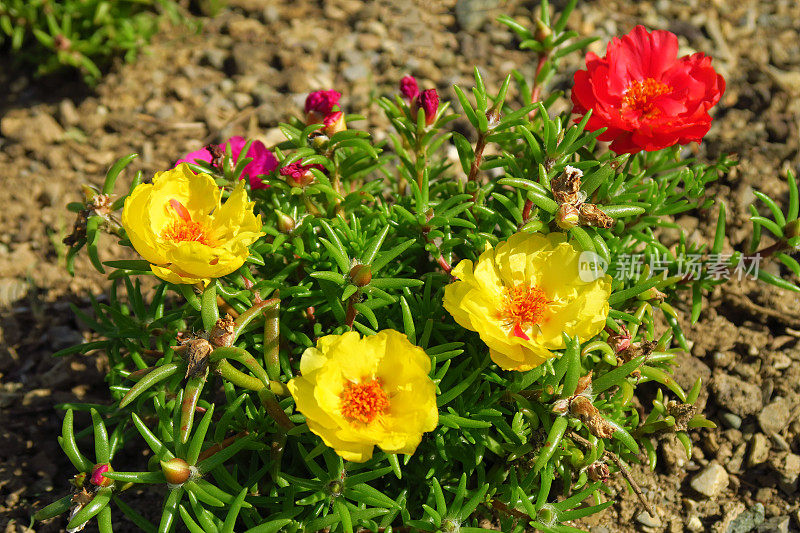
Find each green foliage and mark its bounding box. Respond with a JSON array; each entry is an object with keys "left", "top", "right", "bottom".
[
  {"left": 44, "top": 2, "right": 800, "bottom": 532},
  {"left": 0, "top": 0, "right": 185, "bottom": 84}
]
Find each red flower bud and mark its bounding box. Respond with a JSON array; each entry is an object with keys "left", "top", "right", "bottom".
[
  {"left": 161, "top": 458, "right": 192, "bottom": 485},
  {"left": 400, "top": 75, "right": 419, "bottom": 101},
  {"left": 418, "top": 89, "right": 439, "bottom": 126},
  {"left": 280, "top": 162, "right": 325, "bottom": 187},
  {"left": 90, "top": 464, "right": 113, "bottom": 488}
]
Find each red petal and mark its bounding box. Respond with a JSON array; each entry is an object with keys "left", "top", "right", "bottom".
[
  {"left": 169, "top": 199, "right": 192, "bottom": 222},
  {"left": 512, "top": 323, "right": 530, "bottom": 340}
]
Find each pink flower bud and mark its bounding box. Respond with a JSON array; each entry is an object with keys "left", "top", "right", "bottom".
[
  {"left": 418, "top": 89, "right": 439, "bottom": 126},
  {"left": 323, "top": 111, "right": 347, "bottom": 136},
  {"left": 400, "top": 75, "right": 419, "bottom": 101},
  {"left": 280, "top": 162, "right": 325, "bottom": 187},
  {"left": 305, "top": 90, "right": 341, "bottom": 115},
  {"left": 90, "top": 464, "right": 113, "bottom": 488}
]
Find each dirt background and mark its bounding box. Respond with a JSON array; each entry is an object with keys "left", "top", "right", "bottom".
[{"left": 2, "top": 0, "right": 800, "bottom": 531}]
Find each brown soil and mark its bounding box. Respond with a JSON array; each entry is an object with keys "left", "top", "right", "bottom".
[{"left": 2, "top": 1, "right": 800, "bottom": 531}]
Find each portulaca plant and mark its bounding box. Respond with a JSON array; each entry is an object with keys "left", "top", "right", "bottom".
[{"left": 38, "top": 2, "right": 800, "bottom": 532}]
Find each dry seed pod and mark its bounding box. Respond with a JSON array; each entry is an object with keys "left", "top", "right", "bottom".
[
  {"left": 570, "top": 396, "right": 616, "bottom": 439},
  {"left": 209, "top": 314, "right": 236, "bottom": 348}
]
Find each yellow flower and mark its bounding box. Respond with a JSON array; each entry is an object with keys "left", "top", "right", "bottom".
[
  {"left": 443, "top": 232, "right": 611, "bottom": 371},
  {"left": 121, "top": 163, "right": 264, "bottom": 284},
  {"left": 287, "top": 330, "right": 438, "bottom": 463}
]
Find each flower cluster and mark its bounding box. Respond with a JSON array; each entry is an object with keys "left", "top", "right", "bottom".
[{"left": 49, "top": 11, "right": 757, "bottom": 532}]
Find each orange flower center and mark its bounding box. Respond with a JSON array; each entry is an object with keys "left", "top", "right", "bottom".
[
  {"left": 501, "top": 284, "right": 549, "bottom": 340},
  {"left": 340, "top": 379, "right": 390, "bottom": 424},
  {"left": 621, "top": 78, "right": 671, "bottom": 117},
  {"left": 161, "top": 199, "right": 214, "bottom": 245}
]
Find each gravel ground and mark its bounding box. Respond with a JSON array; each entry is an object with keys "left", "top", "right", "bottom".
[{"left": 1, "top": 0, "right": 800, "bottom": 531}]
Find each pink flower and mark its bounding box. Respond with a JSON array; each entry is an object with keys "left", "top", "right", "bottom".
[
  {"left": 416, "top": 89, "right": 439, "bottom": 126},
  {"left": 280, "top": 162, "right": 325, "bottom": 187},
  {"left": 176, "top": 136, "right": 279, "bottom": 189},
  {"left": 305, "top": 90, "right": 341, "bottom": 117},
  {"left": 400, "top": 75, "right": 419, "bottom": 101},
  {"left": 323, "top": 111, "right": 346, "bottom": 136},
  {"left": 90, "top": 464, "right": 113, "bottom": 487}
]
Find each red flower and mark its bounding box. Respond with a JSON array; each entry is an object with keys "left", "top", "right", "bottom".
[
  {"left": 305, "top": 90, "right": 341, "bottom": 116},
  {"left": 571, "top": 26, "right": 725, "bottom": 154}
]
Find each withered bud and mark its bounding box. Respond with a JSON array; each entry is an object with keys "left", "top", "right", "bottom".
[
  {"left": 91, "top": 193, "right": 114, "bottom": 217},
  {"left": 54, "top": 34, "right": 71, "bottom": 51},
  {"left": 161, "top": 458, "right": 192, "bottom": 486},
  {"left": 71, "top": 487, "right": 93, "bottom": 507},
  {"left": 574, "top": 371, "right": 593, "bottom": 396},
  {"left": 569, "top": 396, "right": 616, "bottom": 439},
  {"left": 89, "top": 463, "right": 114, "bottom": 487},
  {"left": 205, "top": 144, "right": 224, "bottom": 169},
  {"left": 486, "top": 109, "right": 500, "bottom": 128},
  {"left": 552, "top": 398, "right": 570, "bottom": 415},
  {"left": 209, "top": 314, "right": 236, "bottom": 348},
  {"left": 665, "top": 400, "right": 696, "bottom": 432},
  {"left": 556, "top": 203, "right": 581, "bottom": 230},
  {"left": 551, "top": 167, "right": 583, "bottom": 205},
  {"left": 180, "top": 338, "right": 213, "bottom": 379},
  {"left": 607, "top": 325, "right": 631, "bottom": 353},
  {"left": 349, "top": 263, "right": 372, "bottom": 287},
  {"left": 586, "top": 461, "right": 610, "bottom": 481},
  {"left": 617, "top": 340, "right": 656, "bottom": 365},
  {"left": 578, "top": 203, "right": 614, "bottom": 228}
]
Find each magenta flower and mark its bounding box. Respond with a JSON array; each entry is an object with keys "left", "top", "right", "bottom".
[
  {"left": 400, "top": 75, "right": 419, "bottom": 101},
  {"left": 305, "top": 90, "right": 342, "bottom": 116},
  {"left": 176, "top": 136, "right": 279, "bottom": 190}
]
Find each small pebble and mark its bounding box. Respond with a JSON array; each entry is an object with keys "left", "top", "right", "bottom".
[{"left": 690, "top": 462, "right": 729, "bottom": 498}]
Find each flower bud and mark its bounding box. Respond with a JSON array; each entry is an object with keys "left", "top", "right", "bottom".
[
  {"left": 90, "top": 463, "right": 113, "bottom": 488},
  {"left": 551, "top": 398, "right": 570, "bottom": 415},
  {"left": 535, "top": 19, "right": 552, "bottom": 42},
  {"left": 71, "top": 472, "right": 87, "bottom": 488},
  {"left": 400, "top": 75, "right": 419, "bottom": 101},
  {"left": 418, "top": 89, "right": 439, "bottom": 126},
  {"left": 349, "top": 263, "right": 372, "bottom": 287},
  {"left": 161, "top": 458, "right": 192, "bottom": 486},
  {"left": 556, "top": 203, "right": 581, "bottom": 230},
  {"left": 276, "top": 212, "right": 296, "bottom": 234},
  {"left": 280, "top": 162, "right": 324, "bottom": 188},
  {"left": 784, "top": 219, "right": 800, "bottom": 239},
  {"left": 304, "top": 90, "right": 341, "bottom": 125},
  {"left": 323, "top": 111, "right": 347, "bottom": 136}
]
